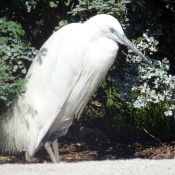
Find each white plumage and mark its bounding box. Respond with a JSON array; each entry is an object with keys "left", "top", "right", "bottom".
[{"left": 0, "top": 14, "right": 151, "bottom": 162}]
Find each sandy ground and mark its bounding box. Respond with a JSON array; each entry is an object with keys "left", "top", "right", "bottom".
[{"left": 1, "top": 159, "right": 175, "bottom": 175}]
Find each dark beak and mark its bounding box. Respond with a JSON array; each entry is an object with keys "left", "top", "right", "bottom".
[{"left": 117, "top": 33, "right": 152, "bottom": 67}]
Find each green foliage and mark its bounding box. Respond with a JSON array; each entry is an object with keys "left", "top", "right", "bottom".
[
  {"left": 70, "top": 0, "right": 130, "bottom": 24},
  {"left": 82, "top": 76, "right": 175, "bottom": 140},
  {"left": 0, "top": 59, "right": 25, "bottom": 106},
  {"left": 0, "top": 17, "right": 37, "bottom": 106}
]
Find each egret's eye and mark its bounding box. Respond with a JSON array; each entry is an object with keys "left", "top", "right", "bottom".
[{"left": 110, "top": 27, "right": 116, "bottom": 33}]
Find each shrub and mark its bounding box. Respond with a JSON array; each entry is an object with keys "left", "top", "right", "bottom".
[{"left": 0, "top": 17, "right": 37, "bottom": 106}]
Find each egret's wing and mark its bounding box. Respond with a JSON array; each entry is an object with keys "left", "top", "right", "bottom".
[{"left": 24, "top": 23, "right": 83, "bottom": 155}]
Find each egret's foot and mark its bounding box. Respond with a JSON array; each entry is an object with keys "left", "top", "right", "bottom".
[
  {"left": 44, "top": 141, "right": 57, "bottom": 163},
  {"left": 52, "top": 139, "right": 60, "bottom": 162}
]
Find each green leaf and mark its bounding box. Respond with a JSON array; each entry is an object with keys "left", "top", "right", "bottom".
[
  {"left": 64, "top": 0, "right": 70, "bottom": 6},
  {"left": 49, "top": 1, "right": 58, "bottom": 8}
]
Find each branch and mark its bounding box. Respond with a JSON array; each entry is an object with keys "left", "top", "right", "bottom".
[{"left": 0, "top": 74, "right": 21, "bottom": 83}]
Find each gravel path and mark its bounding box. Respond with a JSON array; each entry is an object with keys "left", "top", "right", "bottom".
[{"left": 1, "top": 159, "right": 175, "bottom": 175}]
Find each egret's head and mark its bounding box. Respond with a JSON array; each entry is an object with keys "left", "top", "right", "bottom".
[
  {"left": 85, "top": 14, "right": 152, "bottom": 67},
  {"left": 85, "top": 14, "right": 124, "bottom": 41}
]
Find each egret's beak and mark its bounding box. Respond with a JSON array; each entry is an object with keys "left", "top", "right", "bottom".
[{"left": 117, "top": 33, "right": 152, "bottom": 67}]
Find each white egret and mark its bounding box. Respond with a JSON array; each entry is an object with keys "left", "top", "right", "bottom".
[{"left": 0, "top": 14, "right": 152, "bottom": 163}]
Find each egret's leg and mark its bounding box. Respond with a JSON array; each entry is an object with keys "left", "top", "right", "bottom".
[
  {"left": 25, "top": 152, "right": 32, "bottom": 162},
  {"left": 44, "top": 141, "right": 57, "bottom": 163},
  {"left": 52, "top": 138, "right": 60, "bottom": 162}
]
